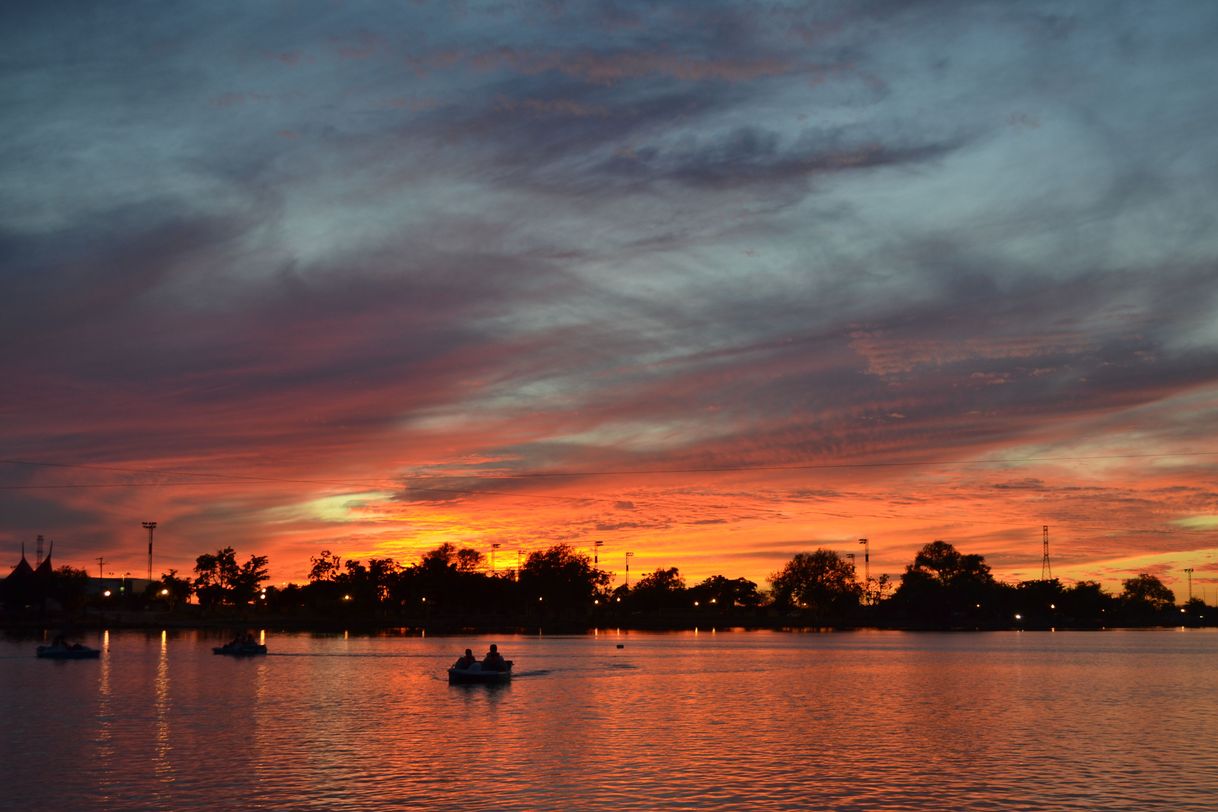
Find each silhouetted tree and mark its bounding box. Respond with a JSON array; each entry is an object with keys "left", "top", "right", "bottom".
[
  {"left": 194, "top": 547, "right": 269, "bottom": 607},
  {"left": 891, "top": 541, "right": 1000, "bottom": 628},
  {"left": 52, "top": 565, "right": 90, "bottom": 611},
  {"left": 630, "top": 567, "right": 688, "bottom": 610},
  {"left": 1013, "top": 578, "right": 1067, "bottom": 627},
  {"left": 420, "top": 543, "right": 459, "bottom": 571},
  {"left": 454, "top": 548, "right": 484, "bottom": 572},
  {"left": 1119, "top": 573, "right": 1175, "bottom": 625},
  {"left": 341, "top": 557, "right": 401, "bottom": 604},
  {"left": 690, "top": 575, "right": 763, "bottom": 609},
  {"left": 769, "top": 550, "right": 861, "bottom": 622},
  {"left": 864, "top": 573, "right": 894, "bottom": 605},
  {"left": 231, "top": 554, "right": 269, "bottom": 605},
  {"left": 518, "top": 544, "right": 610, "bottom": 611},
  {"left": 149, "top": 568, "right": 193, "bottom": 609},
  {"left": 1182, "top": 597, "right": 1208, "bottom": 627},
  {"left": 1059, "top": 580, "right": 1114, "bottom": 626},
  {"left": 308, "top": 550, "right": 342, "bottom": 582}
]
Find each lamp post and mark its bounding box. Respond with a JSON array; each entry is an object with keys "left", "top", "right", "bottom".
[
  {"left": 1184, "top": 568, "right": 1194, "bottom": 603},
  {"left": 491, "top": 543, "right": 500, "bottom": 574},
  {"left": 594, "top": 540, "right": 604, "bottom": 565},
  {"left": 858, "top": 538, "right": 870, "bottom": 603},
  {"left": 142, "top": 521, "right": 157, "bottom": 582},
  {"left": 625, "top": 552, "right": 634, "bottom": 587}
]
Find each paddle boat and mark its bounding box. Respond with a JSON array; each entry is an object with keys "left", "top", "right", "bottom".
[
  {"left": 213, "top": 640, "right": 268, "bottom": 656},
  {"left": 36, "top": 642, "right": 100, "bottom": 660},
  {"left": 448, "top": 660, "right": 513, "bottom": 685}
]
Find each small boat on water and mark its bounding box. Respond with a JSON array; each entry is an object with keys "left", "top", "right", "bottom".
[
  {"left": 36, "top": 643, "right": 100, "bottom": 660},
  {"left": 448, "top": 660, "right": 513, "bottom": 685},
  {"left": 213, "top": 641, "right": 268, "bottom": 656}
]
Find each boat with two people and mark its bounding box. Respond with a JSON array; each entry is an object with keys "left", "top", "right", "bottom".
[
  {"left": 36, "top": 635, "right": 100, "bottom": 660},
  {"left": 213, "top": 632, "right": 267, "bottom": 656},
  {"left": 448, "top": 644, "right": 513, "bottom": 684}
]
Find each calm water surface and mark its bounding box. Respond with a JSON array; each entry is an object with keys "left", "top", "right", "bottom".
[{"left": 2, "top": 628, "right": 1216, "bottom": 811}]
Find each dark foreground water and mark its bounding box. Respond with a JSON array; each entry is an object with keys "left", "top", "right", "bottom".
[{"left": 2, "top": 628, "right": 1216, "bottom": 811}]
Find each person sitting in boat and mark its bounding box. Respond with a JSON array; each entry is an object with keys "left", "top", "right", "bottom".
[
  {"left": 453, "top": 648, "right": 477, "bottom": 670},
  {"left": 481, "top": 644, "right": 506, "bottom": 672}
]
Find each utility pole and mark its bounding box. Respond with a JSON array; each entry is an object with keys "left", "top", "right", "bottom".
[
  {"left": 1184, "top": 568, "right": 1194, "bottom": 602},
  {"left": 142, "top": 521, "right": 157, "bottom": 582},
  {"left": 625, "top": 551, "right": 634, "bottom": 587},
  {"left": 96, "top": 556, "right": 106, "bottom": 580}
]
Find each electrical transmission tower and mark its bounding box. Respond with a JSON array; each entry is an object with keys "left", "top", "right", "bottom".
[{"left": 1041, "top": 525, "right": 1052, "bottom": 580}]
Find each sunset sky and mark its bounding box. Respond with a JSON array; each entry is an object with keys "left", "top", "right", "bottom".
[{"left": 3, "top": 1, "right": 1217, "bottom": 598}]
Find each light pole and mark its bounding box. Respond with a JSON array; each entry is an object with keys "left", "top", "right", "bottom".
[
  {"left": 858, "top": 538, "right": 870, "bottom": 603},
  {"left": 142, "top": 521, "right": 157, "bottom": 582},
  {"left": 1185, "top": 568, "right": 1194, "bottom": 602},
  {"left": 491, "top": 543, "right": 500, "bottom": 574},
  {"left": 625, "top": 552, "right": 634, "bottom": 587},
  {"left": 594, "top": 540, "right": 604, "bottom": 565}
]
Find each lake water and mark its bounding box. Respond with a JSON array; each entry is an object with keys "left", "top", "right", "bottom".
[{"left": 2, "top": 628, "right": 1216, "bottom": 811}]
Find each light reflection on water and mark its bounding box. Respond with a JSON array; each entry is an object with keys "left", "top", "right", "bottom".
[{"left": 3, "top": 629, "right": 1216, "bottom": 811}]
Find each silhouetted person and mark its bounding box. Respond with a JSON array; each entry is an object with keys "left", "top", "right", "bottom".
[
  {"left": 453, "top": 648, "right": 476, "bottom": 669},
  {"left": 482, "top": 643, "right": 506, "bottom": 672}
]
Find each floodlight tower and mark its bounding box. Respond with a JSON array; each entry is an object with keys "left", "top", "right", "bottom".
[
  {"left": 1040, "top": 525, "right": 1052, "bottom": 580},
  {"left": 142, "top": 521, "right": 157, "bottom": 581}
]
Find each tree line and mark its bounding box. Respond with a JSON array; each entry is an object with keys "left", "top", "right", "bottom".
[{"left": 16, "top": 539, "right": 1211, "bottom": 630}]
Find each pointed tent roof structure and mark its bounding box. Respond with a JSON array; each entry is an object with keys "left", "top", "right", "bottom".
[
  {"left": 34, "top": 540, "right": 53, "bottom": 578},
  {"left": 3, "top": 543, "right": 39, "bottom": 607},
  {"left": 9, "top": 543, "right": 34, "bottom": 580}
]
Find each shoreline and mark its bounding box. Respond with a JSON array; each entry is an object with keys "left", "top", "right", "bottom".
[{"left": 3, "top": 608, "right": 1207, "bottom": 635}]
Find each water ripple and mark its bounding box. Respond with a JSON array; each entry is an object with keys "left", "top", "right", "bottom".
[{"left": 3, "top": 630, "right": 1217, "bottom": 811}]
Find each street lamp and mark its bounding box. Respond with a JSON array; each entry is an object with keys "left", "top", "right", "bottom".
[
  {"left": 492, "top": 542, "right": 500, "bottom": 573},
  {"left": 594, "top": 540, "right": 604, "bottom": 565},
  {"left": 1184, "top": 568, "right": 1194, "bottom": 603},
  {"left": 625, "top": 552, "right": 634, "bottom": 587}
]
